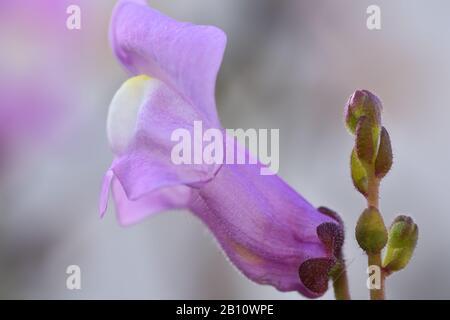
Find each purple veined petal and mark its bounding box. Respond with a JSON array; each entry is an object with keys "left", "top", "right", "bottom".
[{"left": 110, "top": 0, "right": 226, "bottom": 127}]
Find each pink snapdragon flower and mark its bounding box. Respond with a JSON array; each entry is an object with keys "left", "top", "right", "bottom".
[{"left": 100, "top": 0, "right": 342, "bottom": 298}]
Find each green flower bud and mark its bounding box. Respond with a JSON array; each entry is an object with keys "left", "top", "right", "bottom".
[
  {"left": 383, "top": 215, "right": 418, "bottom": 272},
  {"left": 345, "top": 90, "right": 383, "bottom": 134},
  {"left": 355, "top": 116, "right": 380, "bottom": 165},
  {"left": 375, "top": 127, "right": 393, "bottom": 179},
  {"left": 355, "top": 207, "right": 388, "bottom": 254},
  {"left": 351, "top": 148, "right": 368, "bottom": 196}
]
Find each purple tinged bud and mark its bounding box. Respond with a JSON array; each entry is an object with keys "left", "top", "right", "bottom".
[
  {"left": 345, "top": 90, "right": 383, "bottom": 134},
  {"left": 375, "top": 127, "right": 393, "bottom": 179}
]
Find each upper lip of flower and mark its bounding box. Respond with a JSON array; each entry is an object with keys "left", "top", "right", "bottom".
[{"left": 109, "top": 0, "right": 226, "bottom": 128}]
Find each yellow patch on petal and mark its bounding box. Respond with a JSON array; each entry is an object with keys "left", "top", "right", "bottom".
[
  {"left": 107, "top": 74, "right": 160, "bottom": 155},
  {"left": 230, "top": 240, "right": 264, "bottom": 266}
]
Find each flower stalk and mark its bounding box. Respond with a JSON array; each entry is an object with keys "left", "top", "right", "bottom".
[
  {"left": 368, "top": 252, "right": 385, "bottom": 300},
  {"left": 369, "top": 170, "right": 386, "bottom": 300},
  {"left": 345, "top": 89, "right": 418, "bottom": 300},
  {"left": 330, "top": 260, "right": 351, "bottom": 300},
  {"left": 364, "top": 167, "right": 385, "bottom": 299}
]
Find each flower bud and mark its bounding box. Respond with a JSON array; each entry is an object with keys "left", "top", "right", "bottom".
[
  {"left": 355, "top": 116, "right": 379, "bottom": 165},
  {"left": 345, "top": 90, "right": 383, "bottom": 134},
  {"left": 375, "top": 127, "right": 393, "bottom": 178},
  {"left": 351, "top": 148, "right": 368, "bottom": 196},
  {"left": 355, "top": 207, "right": 388, "bottom": 254},
  {"left": 383, "top": 215, "right": 418, "bottom": 272}
]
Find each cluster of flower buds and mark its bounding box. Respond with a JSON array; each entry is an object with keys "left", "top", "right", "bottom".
[
  {"left": 345, "top": 90, "right": 418, "bottom": 275},
  {"left": 345, "top": 90, "right": 392, "bottom": 196}
]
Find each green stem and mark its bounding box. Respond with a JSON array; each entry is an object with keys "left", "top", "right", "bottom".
[
  {"left": 368, "top": 253, "right": 385, "bottom": 300},
  {"left": 366, "top": 168, "right": 385, "bottom": 300},
  {"left": 367, "top": 169, "right": 379, "bottom": 209},
  {"left": 332, "top": 261, "right": 351, "bottom": 300}
]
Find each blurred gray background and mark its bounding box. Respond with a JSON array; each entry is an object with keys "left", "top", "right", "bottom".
[{"left": 0, "top": 0, "right": 448, "bottom": 299}]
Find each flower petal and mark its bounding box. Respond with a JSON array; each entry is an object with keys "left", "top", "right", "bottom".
[
  {"left": 188, "top": 137, "right": 338, "bottom": 297},
  {"left": 110, "top": 77, "right": 221, "bottom": 202},
  {"left": 107, "top": 75, "right": 158, "bottom": 155},
  {"left": 100, "top": 168, "right": 191, "bottom": 226},
  {"left": 101, "top": 75, "right": 221, "bottom": 224},
  {"left": 110, "top": 0, "right": 226, "bottom": 126}
]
